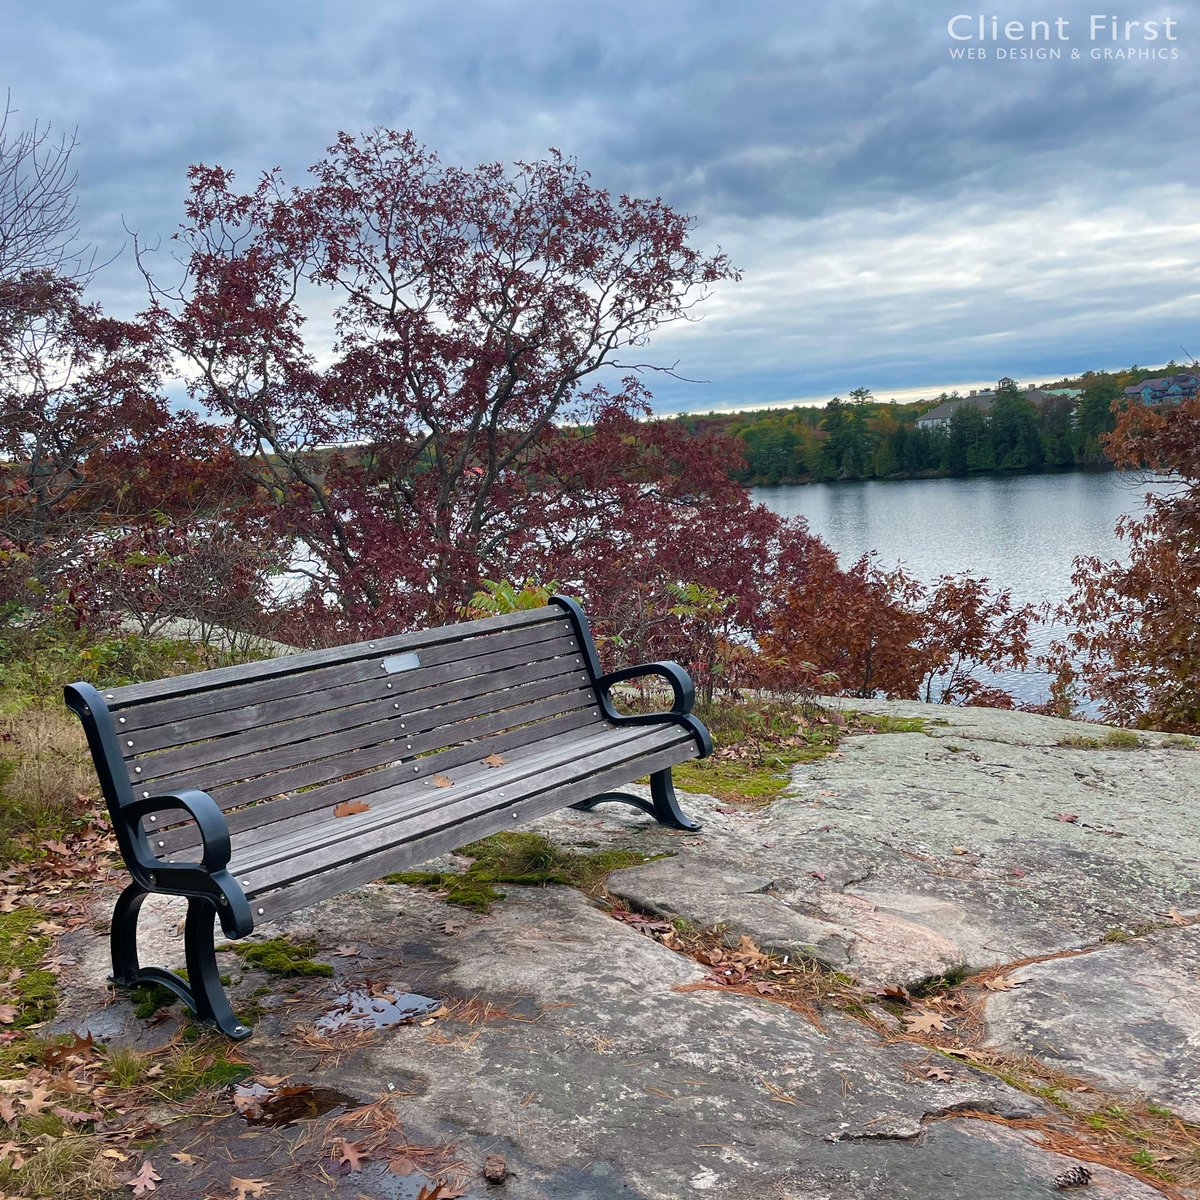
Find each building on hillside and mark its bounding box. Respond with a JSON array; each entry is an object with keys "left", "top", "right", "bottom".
[
  {"left": 915, "top": 389, "right": 995, "bottom": 429},
  {"left": 1122, "top": 373, "right": 1199, "bottom": 407}
]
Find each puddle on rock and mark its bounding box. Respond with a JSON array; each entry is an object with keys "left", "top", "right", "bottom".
[
  {"left": 316, "top": 986, "right": 443, "bottom": 1035},
  {"left": 233, "top": 1080, "right": 363, "bottom": 1126}
]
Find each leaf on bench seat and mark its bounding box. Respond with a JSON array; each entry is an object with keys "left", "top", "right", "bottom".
[
  {"left": 432, "top": 773, "right": 453, "bottom": 789},
  {"left": 481, "top": 752, "right": 506, "bottom": 768},
  {"left": 333, "top": 799, "right": 371, "bottom": 817}
]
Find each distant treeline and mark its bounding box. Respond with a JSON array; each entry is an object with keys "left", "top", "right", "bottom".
[{"left": 668, "top": 366, "right": 1177, "bottom": 486}]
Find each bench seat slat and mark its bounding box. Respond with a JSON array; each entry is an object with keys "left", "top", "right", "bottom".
[
  {"left": 116, "top": 616, "right": 575, "bottom": 737},
  {"left": 229, "top": 722, "right": 669, "bottom": 879},
  {"left": 104, "top": 606, "right": 562, "bottom": 710},
  {"left": 251, "top": 736, "right": 697, "bottom": 924},
  {"left": 158, "top": 701, "right": 604, "bottom": 853}
]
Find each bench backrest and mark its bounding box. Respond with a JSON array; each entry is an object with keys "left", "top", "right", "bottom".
[{"left": 79, "top": 604, "right": 602, "bottom": 846}]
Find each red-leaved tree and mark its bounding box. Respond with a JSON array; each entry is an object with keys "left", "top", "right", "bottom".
[
  {"left": 1048, "top": 387, "right": 1200, "bottom": 731},
  {"left": 139, "top": 131, "right": 739, "bottom": 640}
]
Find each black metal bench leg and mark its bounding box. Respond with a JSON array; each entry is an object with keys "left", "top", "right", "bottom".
[
  {"left": 109, "top": 884, "right": 251, "bottom": 1041},
  {"left": 571, "top": 767, "right": 702, "bottom": 832}
]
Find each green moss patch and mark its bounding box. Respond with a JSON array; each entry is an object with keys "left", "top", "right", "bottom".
[
  {"left": 0, "top": 908, "right": 59, "bottom": 1028},
  {"left": 225, "top": 936, "right": 334, "bottom": 977},
  {"left": 388, "top": 832, "right": 662, "bottom": 913}
]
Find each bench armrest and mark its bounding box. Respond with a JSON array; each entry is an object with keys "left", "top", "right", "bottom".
[
  {"left": 596, "top": 661, "right": 696, "bottom": 716},
  {"left": 118, "top": 789, "right": 253, "bottom": 936},
  {"left": 125, "top": 788, "right": 232, "bottom": 875}
]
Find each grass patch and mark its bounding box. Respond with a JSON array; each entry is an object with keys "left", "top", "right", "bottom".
[
  {"left": 224, "top": 936, "right": 334, "bottom": 978},
  {"left": 1058, "top": 729, "right": 1145, "bottom": 750},
  {"left": 0, "top": 908, "right": 59, "bottom": 1028},
  {"left": 388, "top": 831, "right": 663, "bottom": 913},
  {"left": 0, "top": 1131, "right": 122, "bottom": 1200},
  {"left": 156, "top": 1038, "right": 253, "bottom": 1099},
  {"left": 0, "top": 707, "right": 95, "bottom": 863},
  {"left": 847, "top": 712, "right": 928, "bottom": 735}
]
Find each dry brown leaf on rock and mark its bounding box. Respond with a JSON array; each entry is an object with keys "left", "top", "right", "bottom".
[
  {"left": 924, "top": 1065, "right": 954, "bottom": 1083},
  {"left": 126, "top": 1160, "right": 162, "bottom": 1196},
  {"left": 333, "top": 799, "right": 370, "bottom": 818},
  {"left": 983, "top": 975, "right": 1024, "bottom": 992},
  {"left": 230, "top": 1178, "right": 269, "bottom": 1200},
  {"left": 905, "top": 1011, "right": 952, "bottom": 1035},
  {"left": 336, "top": 1139, "right": 368, "bottom": 1172}
]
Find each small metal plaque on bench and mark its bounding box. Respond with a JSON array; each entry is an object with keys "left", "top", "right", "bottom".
[{"left": 381, "top": 652, "right": 422, "bottom": 674}]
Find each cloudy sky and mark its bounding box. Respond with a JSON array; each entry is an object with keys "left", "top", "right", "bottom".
[{"left": 5, "top": 0, "right": 1198, "bottom": 413}]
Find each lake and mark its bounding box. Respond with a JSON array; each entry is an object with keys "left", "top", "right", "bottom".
[{"left": 752, "top": 470, "right": 1172, "bottom": 707}]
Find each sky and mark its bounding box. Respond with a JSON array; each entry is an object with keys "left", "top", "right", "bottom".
[{"left": 4, "top": 0, "right": 1198, "bottom": 415}]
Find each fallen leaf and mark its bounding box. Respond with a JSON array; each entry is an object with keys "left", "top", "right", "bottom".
[
  {"left": 442, "top": 920, "right": 464, "bottom": 935},
  {"left": 230, "top": 1178, "right": 269, "bottom": 1200},
  {"left": 0, "top": 1139, "right": 25, "bottom": 1169},
  {"left": 334, "top": 799, "right": 370, "bottom": 818},
  {"left": 1054, "top": 813, "right": 1079, "bottom": 823},
  {"left": 1009, "top": 866, "right": 1027, "bottom": 877},
  {"left": 170, "top": 1151, "right": 197, "bottom": 1165},
  {"left": 0, "top": 1096, "right": 13, "bottom": 1122},
  {"left": 432, "top": 774, "right": 453, "bottom": 789},
  {"left": 20, "top": 1085, "right": 54, "bottom": 1115},
  {"left": 951, "top": 846, "right": 968, "bottom": 856},
  {"left": 336, "top": 1140, "right": 367, "bottom": 1172},
  {"left": 0, "top": 1005, "right": 17, "bottom": 1024},
  {"left": 126, "top": 1160, "right": 162, "bottom": 1196},
  {"left": 43, "top": 1030, "right": 95, "bottom": 1066},
  {"left": 876, "top": 984, "right": 911, "bottom": 1003},
  {"left": 388, "top": 1153, "right": 416, "bottom": 1175},
  {"left": 924, "top": 1065, "right": 954, "bottom": 1083},
  {"left": 481, "top": 752, "right": 506, "bottom": 768},
  {"left": 983, "top": 975, "right": 1024, "bottom": 992},
  {"left": 808, "top": 870, "right": 826, "bottom": 881},
  {"left": 103, "top": 1148, "right": 130, "bottom": 1161},
  {"left": 905, "top": 1011, "right": 952, "bottom": 1035},
  {"left": 1164, "top": 908, "right": 1192, "bottom": 926},
  {"left": 333, "top": 944, "right": 359, "bottom": 956},
  {"left": 53, "top": 1104, "right": 97, "bottom": 1124}
]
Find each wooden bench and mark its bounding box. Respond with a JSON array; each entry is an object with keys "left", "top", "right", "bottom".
[{"left": 66, "top": 596, "right": 711, "bottom": 1039}]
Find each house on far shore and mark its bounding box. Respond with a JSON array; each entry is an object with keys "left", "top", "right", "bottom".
[
  {"left": 916, "top": 388, "right": 995, "bottom": 429},
  {"left": 1122, "top": 373, "right": 1199, "bottom": 407}
]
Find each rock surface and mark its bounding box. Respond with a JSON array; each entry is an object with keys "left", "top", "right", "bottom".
[{"left": 51, "top": 700, "right": 1199, "bottom": 1198}]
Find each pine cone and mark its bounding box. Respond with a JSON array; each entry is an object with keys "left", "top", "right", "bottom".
[{"left": 1053, "top": 1164, "right": 1092, "bottom": 1189}]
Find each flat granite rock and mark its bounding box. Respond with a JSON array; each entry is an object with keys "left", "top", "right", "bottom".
[
  {"left": 589, "top": 701, "right": 1200, "bottom": 989},
  {"left": 48, "top": 700, "right": 1199, "bottom": 1198},
  {"left": 985, "top": 924, "right": 1200, "bottom": 1120}
]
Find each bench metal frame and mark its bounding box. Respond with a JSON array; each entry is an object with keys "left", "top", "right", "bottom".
[{"left": 65, "top": 595, "right": 711, "bottom": 1040}]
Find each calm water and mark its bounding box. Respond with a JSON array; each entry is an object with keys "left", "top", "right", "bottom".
[{"left": 752, "top": 471, "right": 1172, "bottom": 706}]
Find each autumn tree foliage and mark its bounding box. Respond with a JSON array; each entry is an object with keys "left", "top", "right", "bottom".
[
  {"left": 757, "top": 550, "right": 1036, "bottom": 705},
  {"left": 139, "top": 131, "right": 739, "bottom": 640},
  {"left": 1048, "top": 388, "right": 1200, "bottom": 731},
  {"left": 0, "top": 270, "right": 275, "bottom": 638}
]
